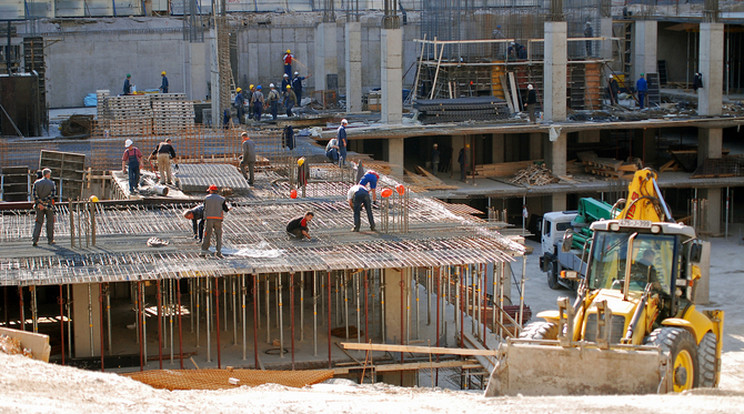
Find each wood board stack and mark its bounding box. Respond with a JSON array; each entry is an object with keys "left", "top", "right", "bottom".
[
  {"left": 414, "top": 97, "right": 510, "bottom": 124},
  {"left": 578, "top": 151, "right": 640, "bottom": 180},
  {"left": 103, "top": 94, "right": 153, "bottom": 137},
  {"left": 152, "top": 93, "right": 196, "bottom": 135},
  {"left": 96, "top": 90, "right": 110, "bottom": 121},
  {"left": 510, "top": 163, "right": 559, "bottom": 186},
  {"left": 403, "top": 166, "right": 458, "bottom": 192},
  {"left": 475, "top": 160, "right": 544, "bottom": 178}
]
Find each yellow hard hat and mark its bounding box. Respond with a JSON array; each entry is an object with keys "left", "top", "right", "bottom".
[
  {"left": 286, "top": 49, "right": 291, "bottom": 53},
  {"left": 89, "top": 195, "right": 99, "bottom": 203},
  {"left": 236, "top": 87, "right": 242, "bottom": 92},
  {"left": 297, "top": 157, "right": 305, "bottom": 166},
  {"left": 161, "top": 71, "right": 166, "bottom": 76},
  {"left": 286, "top": 85, "right": 292, "bottom": 89},
  {"left": 250, "top": 84, "right": 255, "bottom": 90}
]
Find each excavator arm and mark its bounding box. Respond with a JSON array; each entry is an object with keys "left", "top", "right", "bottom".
[{"left": 617, "top": 169, "right": 670, "bottom": 222}]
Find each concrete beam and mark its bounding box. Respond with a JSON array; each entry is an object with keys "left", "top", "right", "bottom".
[
  {"left": 388, "top": 138, "right": 404, "bottom": 177},
  {"left": 381, "top": 28, "right": 403, "bottom": 124},
  {"left": 698, "top": 23, "right": 724, "bottom": 116},
  {"left": 314, "top": 22, "right": 338, "bottom": 91},
  {"left": 544, "top": 21, "right": 567, "bottom": 122},
  {"left": 72, "top": 283, "right": 102, "bottom": 358},
  {"left": 633, "top": 21, "right": 657, "bottom": 81},
  {"left": 345, "top": 22, "right": 363, "bottom": 113}
]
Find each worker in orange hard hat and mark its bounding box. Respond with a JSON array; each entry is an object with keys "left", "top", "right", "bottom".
[
  {"left": 159, "top": 71, "right": 168, "bottom": 93},
  {"left": 283, "top": 49, "right": 294, "bottom": 78},
  {"left": 201, "top": 184, "right": 230, "bottom": 258}
]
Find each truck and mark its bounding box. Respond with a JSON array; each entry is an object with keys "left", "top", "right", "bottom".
[{"left": 485, "top": 169, "right": 724, "bottom": 396}]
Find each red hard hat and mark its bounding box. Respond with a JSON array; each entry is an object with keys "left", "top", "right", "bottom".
[
  {"left": 208, "top": 184, "right": 218, "bottom": 192},
  {"left": 290, "top": 189, "right": 298, "bottom": 199},
  {"left": 381, "top": 188, "right": 393, "bottom": 198},
  {"left": 396, "top": 184, "right": 405, "bottom": 196}
]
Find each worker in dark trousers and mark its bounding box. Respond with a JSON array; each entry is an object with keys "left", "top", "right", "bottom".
[
  {"left": 636, "top": 73, "right": 648, "bottom": 109},
  {"left": 234, "top": 87, "right": 245, "bottom": 124},
  {"left": 286, "top": 211, "right": 314, "bottom": 240},
  {"left": 292, "top": 71, "right": 307, "bottom": 105},
  {"left": 281, "top": 74, "right": 291, "bottom": 91},
  {"left": 359, "top": 169, "right": 379, "bottom": 203},
  {"left": 268, "top": 83, "right": 281, "bottom": 120},
  {"left": 149, "top": 137, "right": 177, "bottom": 185},
  {"left": 183, "top": 204, "right": 205, "bottom": 242},
  {"left": 337, "top": 119, "right": 348, "bottom": 166},
  {"left": 159, "top": 71, "right": 169, "bottom": 93},
  {"left": 201, "top": 185, "right": 229, "bottom": 258},
  {"left": 240, "top": 132, "right": 256, "bottom": 185},
  {"left": 431, "top": 144, "right": 440, "bottom": 174},
  {"left": 608, "top": 75, "right": 619, "bottom": 105},
  {"left": 524, "top": 84, "right": 538, "bottom": 123},
  {"left": 284, "top": 85, "right": 297, "bottom": 117},
  {"left": 251, "top": 85, "right": 264, "bottom": 121},
  {"left": 347, "top": 184, "right": 375, "bottom": 232},
  {"left": 122, "top": 139, "right": 142, "bottom": 194},
  {"left": 283, "top": 49, "right": 294, "bottom": 78},
  {"left": 458, "top": 145, "right": 469, "bottom": 182},
  {"left": 123, "top": 74, "right": 133, "bottom": 95},
  {"left": 31, "top": 168, "right": 56, "bottom": 246}
]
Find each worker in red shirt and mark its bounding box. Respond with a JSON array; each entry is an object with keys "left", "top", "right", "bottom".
[
  {"left": 286, "top": 211, "right": 314, "bottom": 240},
  {"left": 283, "top": 49, "right": 294, "bottom": 78}
]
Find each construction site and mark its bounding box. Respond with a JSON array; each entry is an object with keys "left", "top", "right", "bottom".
[{"left": 0, "top": 0, "right": 743, "bottom": 399}]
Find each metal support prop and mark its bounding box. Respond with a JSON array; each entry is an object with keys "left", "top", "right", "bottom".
[
  {"left": 31, "top": 286, "right": 37, "bottom": 333},
  {"left": 99, "top": 283, "right": 105, "bottom": 371},
  {"left": 427, "top": 268, "right": 431, "bottom": 325},
  {"left": 206, "top": 277, "right": 211, "bottom": 362},
  {"left": 492, "top": 263, "right": 498, "bottom": 332},
  {"left": 66, "top": 284, "right": 72, "bottom": 360},
  {"left": 169, "top": 279, "right": 174, "bottom": 363},
  {"left": 106, "top": 284, "right": 112, "bottom": 353},
  {"left": 266, "top": 275, "right": 270, "bottom": 343},
  {"left": 253, "top": 274, "right": 259, "bottom": 368},
  {"left": 290, "top": 272, "right": 296, "bottom": 369},
  {"left": 59, "top": 285, "right": 65, "bottom": 365},
  {"left": 233, "top": 276, "right": 238, "bottom": 345},
  {"left": 327, "top": 271, "right": 332, "bottom": 368},
  {"left": 189, "top": 279, "right": 194, "bottom": 333},
  {"left": 343, "top": 271, "right": 349, "bottom": 339},
  {"left": 241, "top": 275, "right": 247, "bottom": 360},
  {"left": 459, "top": 266, "right": 464, "bottom": 348},
  {"left": 415, "top": 270, "right": 420, "bottom": 339},
  {"left": 482, "top": 264, "right": 487, "bottom": 345},
  {"left": 519, "top": 257, "right": 526, "bottom": 328},
  {"left": 313, "top": 271, "right": 318, "bottom": 356},
  {"left": 215, "top": 277, "right": 221, "bottom": 369},
  {"left": 88, "top": 284, "right": 94, "bottom": 357},
  {"left": 196, "top": 278, "right": 200, "bottom": 348},
  {"left": 364, "top": 270, "right": 369, "bottom": 344},
  {"left": 499, "top": 262, "right": 506, "bottom": 339},
  {"left": 380, "top": 271, "right": 386, "bottom": 343},
  {"left": 177, "top": 279, "right": 184, "bottom": 369},
  {"left": 19, "top": 286, "right": 24, "bottom": 331},
  {"left": 157, "top": 280, "right": 163, "bottom": 369},
  {"left": 138, "top": 282, "right": 144, "bottom": 371},
  {"left": 300, "top": 272, "right": 304, "bottom": 342},
  {"left": 355, "top": 272, "right": 361, "bottom": 344},
  {"left": 142, "top": 281, "right": 147, "bottom": 364},
  {"left": 223, "top": 278, "right": 227, "bottom": 333},
  {"left": 278, "top": 274, "right": 284, "bottom": 358}
]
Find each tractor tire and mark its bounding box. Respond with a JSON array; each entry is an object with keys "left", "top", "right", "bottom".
[
  {"left": 697, "top": 332, "right": 718, "bottom": 388},
  {"left": 547, "top": 262, "right": 560, "bottom": 290},
  {"left": 519, "top": 321, "right": 558, "bottom": 340},
  {"left": 645, "top": 327, "right": 699, "bottom": 392}
]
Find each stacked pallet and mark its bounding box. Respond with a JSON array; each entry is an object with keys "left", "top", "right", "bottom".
[
  {"left": 475, "top": 160, "right": 543, "bottom": 178},
  {"left": 578, "top": 151, "right": 640, "bottom": 179},
  {"left": 96, "top": 90, "right": 110, "bottom": 121},
  {"left": 152, "top": 93, "right": 195, "bottom": 135},
  {"left": 510, "top": 163, "right": 559, "bottom": 186},
  {"left": 103, "top": 95, "right": 153, "bottom": 137},
  {"left": 414, "top": 97, "right": 510, "bottom": 124}
]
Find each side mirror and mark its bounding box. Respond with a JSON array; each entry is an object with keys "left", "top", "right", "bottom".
[
  {"left": 690, "top": 241, "right": 703, "bottom": 263},
  {"left": 561, "top": 229, "right": 574, "bottom": 253}
]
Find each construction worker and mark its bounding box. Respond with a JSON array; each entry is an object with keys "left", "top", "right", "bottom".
[
  {"left": 636, "top": 73, "right": 648, "bottom": 109},
  {"left": 159, "top": 71, "right": 169, "bottom": 93},
  {"left": 247, "top": 84, "right": 255, "bottom": 120},
  {"left": 31, "top": 168, "right": 56, "bottom": 246},
  {"left": 281, "top": 73, "right": 291, "bottom": 91},
  {"left": 608, "top": 75, "right": 619, "bottom": 105},
  {"left": 183, "top": 204, "right": 205, "bottom": 242},
  {"left": 347, "top": 183, "right": 375, "bottom": 232},
  {"left": 325, "top": 137, "right": 339, "bottom": 163},
  {"left": 122, "top": 139, "right": 142, "bottom": 194},
  {"left": 359, "top": 169, "right": 379, "bottom": 203},
  {"left": 234, "top": 87, "right": 245, "bottom": 124},
  {"left": 337, "top": 119, "right": 348, "bottom": 166},
  {"left": 431, "top": 143, "right": 440, "bottom": 174},
  {"left": 149, "top": 137, "right": 177, "bottom": 185},
  {"left": 292, "top": 71, "right": 307, "bottom": 105},
  {"left": 283, "top": 85, "right": 297, "bottom": 117},
  {"left": 123, "top": 74, "right": 133, "bottom": 95},
  {"left": 251, "top": 85, "right": 265, "bottom": 121},
  {"left": 286, "top": 211, "right": 314, "bottom": 240},
  {"left": 458, "top": 144, "right": 470, "bottom": 182},
  {"left": 524, "top": 84, "right": 537, "bottom": 123},
  {"left": 201, "top": 184, "right": 229, "bottom": 258},
  {"left": 240, "top": 132, "right": 256, "bottom": 185},
  {"left": 267, "top": 83, "right": 280, "bottom": 120},
  {"left": 283, "top": 49, "right": 294, "bottom": 78}
]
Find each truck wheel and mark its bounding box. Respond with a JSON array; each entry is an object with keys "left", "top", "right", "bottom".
[
  {"left": 547, "top": 262, "right": 559, "bottom": 290},
  {"left": 519, "top": 321, "right": 558, "bottom": 340},
  {"left": 697, "top": 332, "right": 718, "bottom": 388},
  {"left": 645, "top": 327, "right": 699, "bottom": 392}
]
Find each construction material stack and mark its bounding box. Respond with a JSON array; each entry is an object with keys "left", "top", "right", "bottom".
[{"left": 414, "top": 97, "right": 509, "bottom": 124}]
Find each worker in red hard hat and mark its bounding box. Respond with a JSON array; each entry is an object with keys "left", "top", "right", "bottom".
[{"left": 200, "top": 184, "right": 230, "bottom": 258}]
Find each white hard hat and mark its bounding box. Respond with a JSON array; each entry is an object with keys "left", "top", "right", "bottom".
[
  {"left": 125, "top": 139, "right": 133, "bottom": 147},
  {"left": 270, "top": 83, "right": 275, "bottom": 88},
  {"left": 294, "top": 71, "right": 299, "bottom": 76},
  {"left": 341, "top": 119, "right": 348, "bottom": 125},
  {"left": 527, "top": 84, "right": 533, "bottom": 90}
]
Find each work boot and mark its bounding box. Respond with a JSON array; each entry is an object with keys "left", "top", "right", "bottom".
[
  {"left": 351, "top": 227, "right": 359, "bottom": 232},
  {"left": 370, "top": 226, "right": 376, "bottom": 232},
  {"left": 199, "top": 250, "right": 209, "bottom": 257},
  {"left": 32, "top": 241, "right": 38, "bottom": 247},
  {"left": 215, "top": 252, "right": 224, "bottom": 258}
]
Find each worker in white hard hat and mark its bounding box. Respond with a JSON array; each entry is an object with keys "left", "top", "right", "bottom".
[
  {"left": 292, "top": 71, "right": 309, "bottom": 105},
  {"left": 283, "top": 49, "right": 294, "bottom": 78},
  {"left": 337, "top": 119, "right": 349, "bottom": 167},
  {"left": 159, "top": 71, "right": 168, "bottom": 93},
  {"left": 267, "top": 83, "right": 281, "bottom": 120},
  {"left": 607, "top": 74, "right": 619, "bottom": 105},
  {"left": 122, "top": 139, "right": 143, "bottom": 194},
  {"left": 281, "top": 73, "right": 291, "bottom": 91},
  {"left": 524, "top": 84, "right": 538, "bottom": 124}
]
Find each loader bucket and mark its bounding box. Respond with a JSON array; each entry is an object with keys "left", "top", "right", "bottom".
[{"left": 484, "top": 340, "right": 671, "bottom": 396}]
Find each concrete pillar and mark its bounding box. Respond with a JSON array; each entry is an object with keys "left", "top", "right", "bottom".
[
  {"left": 544, "top": 21, "right": 567, "bottom": 122},
  {"left": 491, "top": 134, "right": 505, "bottom": 164},
  {"left": 547, "top": 132, "right": 567, "bottom": 211},
  {"left": 529, "top": 133, "right": 543, "bottom": 160},
  {"left": 345, "top": 22, "right": 363, "bottom": 113},
  {"left": 73, "top": 283, "right": 102, "bottom": 358},
  {"left": 698, "top": 127, "right": 723, "bottom": 235},
  {"left": 697, "top": 127, "right": 723, "bottom": 167},
  {"left": 633, "top": 21, "right": 657, "bottom": 81},
  {"left": 387, "top": 138, "right": 404, "bottom": 177},
  {"left": 383, "top": 268, "right": 407, "bottom": 345},
  {"left": 314, "top": 22, "right": 338, "bottom": 91},
  {"left": 209, "top": 27, "right": 221, "bottom": 127},
  {"left": 698, "top": 23, "right": 724, "bottom": 116},
  {"left": 381, "top": 28, "right": 403, "bottom": 124},
  {"left": 600, "top": 18, "right": 613, "bottom": 61}
]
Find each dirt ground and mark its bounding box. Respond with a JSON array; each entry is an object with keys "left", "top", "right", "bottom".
[{"left": 1, "top": 236, "right": 743, "bottom": 413}]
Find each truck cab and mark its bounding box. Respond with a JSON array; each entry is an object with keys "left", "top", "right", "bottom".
[
  {"left": 540, "top": 211, "right": 578, "bottom": 255},
  {"left": 539, "top": 211, "right": 582, "bottom": 289}
]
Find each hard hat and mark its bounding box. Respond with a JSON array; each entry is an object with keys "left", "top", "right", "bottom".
[
  {"left": 236, "top": 87, "right": 242, "bottom": 92},
  {"left": 42, "top": 168, "right": 51, "bottom": 176},
  {"left": 208, "top": 184, "right": 219, "bottom": 192},
  {"left": 286, "top": 49, "right": 291, "bottom": 53},
  {"left": 294, "top": 71, "right": 299, "bottom": 76},
  {"left": 283, "top": 74, "right": 289, "bottom": 78},
  {"left": 270, "top": 83, "right": 275, "bottom": 88},
  {"left": 527, "top": 84, "right": 533, "bottom": 90},
  {"left": 297, "top": 157, "right": 305, "bottom": 166},
  {"left": 367, "top": 170, "right": 379, "bottom": 179},
  {"left": 381, "top": 188, "right": 393, "bottom": 198},
  {"left": 161, "top": 71, "right": 166, "bottom": 75},
  {"left": 89, "top": 195, "right": 99, "bottom": 203},
  {"left": 256, "top": 85, "right": 262, "bottom": 90},
  {"left": 286, "top": 85, "right": 292, "bottom": 89},
  {"left": 609, "top": 75, "right": 614, "bottom": 79},
  {"left": 341, "top": 119, "right": 348, "bottom": 125},
  {"left": 290, "top": 189, "right": 297, "bottom": 199},
  {"left": 126, "top": 73, "right": 131, "bottom": 78},
  {"left": 125, "top": 139, "right": 133, "bottom": 148},
  {"left": 249, "top": 84, "right": 254, "bottom": 90}
]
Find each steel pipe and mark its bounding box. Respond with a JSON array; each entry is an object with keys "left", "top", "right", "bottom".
[{"left": 215, "top": 277, "right": 221, "bottom": 369}]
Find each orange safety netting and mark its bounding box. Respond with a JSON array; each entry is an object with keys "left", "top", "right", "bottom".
[{"left": 121, "top": 368, "right": 334, "bottom": 391}]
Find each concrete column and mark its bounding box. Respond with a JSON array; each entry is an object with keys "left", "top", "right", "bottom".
[
  {"left": 529, "top": 133, "right": 543, "bottom": 160},
  {"left": 698, "top": 23, "right": 724, "bottom": 116},
  {"left": 209, "top": 27, "right": 221, "bottom": 127},
  {"left": 697, "top": 127, "right": 723, "bottom": 167},
  {"left": 383, "top": 268, "right": 406, "bottom": 344},
  {"left": 186, "top": 42, "right": 208, "bottom": 102},
  {"left": 639, "top": 128, "right": 657, "bottom": 163},
  {"left": 73, "top": 283, "right": 102, "bottom": 358},
  {"left": 314, "top": 22, "right": 338, "bottom": 91},
  {"left": 544, "top": 21, "right": 567, "bottom": 122},
  {"left": 547, "top": 132, "right": 567, "bottom": 211},
  {"left": 387, "top": 138, "right": 404, "bottom": 177},
  {"left": 600, "top": 18, "right": 613, "bottom": 61},
  {"left": 381, "top": 28, "right": 403, "bottom": 124},
  {"left": 491, "top": 134, "right": 505, "bottom": 164},
  {"left": 698, "top": 127, "right": 723, "bottom": 235},
  {"left": 633, "top": 21, "right": 657, "bottom": 81},
  {"left": 345, "top": 22, "right": 362, "bottom": 113}
]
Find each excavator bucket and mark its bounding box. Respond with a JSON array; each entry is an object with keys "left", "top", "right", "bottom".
[{"left": 484, "top": 340, "right": 672, "bottom": 396}]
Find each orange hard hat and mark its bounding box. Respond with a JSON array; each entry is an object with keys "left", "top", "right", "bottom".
[
  {"left": 208, "top": 185, "right": 219, "bottom": 192},
  {"left": 396, "top": 184, "right": 405, "bottom": 196},
  {"left": 381, "top": 188, "right": 393, "bottom": 198},
  {"left": 290, "top": 189, "right": 298, "bottom": 199}
]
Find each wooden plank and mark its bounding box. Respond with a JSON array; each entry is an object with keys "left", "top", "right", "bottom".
[
  {"left": 500, "top": 74, "right": 514, "bottom": 113},
  {"left": 508, "top": 72, "right": 520, "bottom": 113},
  {"left": 340, "top": 341, "right": 498, "bottom": 356},
  {"left": 331, "top": 359, "right": 476, "bottom": 375},
  {"left": 0, "top": 327, "right": 51, "bottom": 362}
]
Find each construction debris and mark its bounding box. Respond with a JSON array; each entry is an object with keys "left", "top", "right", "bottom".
[
  {"left": 476, "top": 160, "right": 543, "bottom": 178},
  {"left": 414, "top": 97, "right": 510, "bottom": 124},
  {"left": 0, "top": 335, "right": 30, "bottom": 358},
  {"left": 578, "top": 151, "right": 641, "bottom": 180},
  {"left": 509, "top": 163, "right": 559, "bottom": 186}
]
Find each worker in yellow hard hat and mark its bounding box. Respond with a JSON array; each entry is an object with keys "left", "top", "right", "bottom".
[
  {"left": 283, "top": 84, "right": 297, "bottom": 117},
  {"left": 247, "top": 85, "right": 256, "bottom": 120},
  {"left": 234, "top": 87, "right": 246, "bottom": 124},
  {"left": 159, "top": 71, "right": 168, "bottom": 93},
  {"left": 283, "top": 49, "right": 294, "bottom": 78}
]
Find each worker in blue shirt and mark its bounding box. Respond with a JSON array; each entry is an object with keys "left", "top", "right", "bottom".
[
  {"left": 234, "top": 87, "right": 245, "bottom": 124},
  {"left": 337, "top": 119, "right": 348, "bottom": 166},
  {"left": 636, "top": 73, "right": 648, "bottom": 109},
  {"left": 359, "top": 170, "right": 379, "bottom": 203},
  {"left": 123, "top": 74, "right": 133, "bottom": 95},
  {"left": 292, "top": 72, "right": 307, "bottom": 105},
  {"left": 159, "top": 71, "right": 169, "bottom": 93},
  {"left": 347, "top": 184, "right": 375, "bottom": 232}
]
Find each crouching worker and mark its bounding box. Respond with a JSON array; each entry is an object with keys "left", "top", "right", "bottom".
[
  {"left": 286, "top": 211, "right": 314, "bottom": 240},
  {"left": 183, "top": 204, "right": 205, "bottom": 242}
]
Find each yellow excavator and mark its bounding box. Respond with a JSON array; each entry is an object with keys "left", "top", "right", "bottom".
[{"left": 485, "top": 169, "right": 724, "bottom": 396}]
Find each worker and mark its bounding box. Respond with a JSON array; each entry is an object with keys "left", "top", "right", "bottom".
[
  {"left": 149, "top": 137, "right": 177, "bottom": 185},
  {"left": 247, "top": 84, "right": 255, "bottom": 120},
  {"left": 159, "top": 71, "right": 169, "bottom": 93},
  {"left": 325, "top": 137, "right": 339, "bottom": 163},
  {"left": 286, "top": 211, "right": 314, "bottom": 240},
  {"left": 31, "top": 168, "right": 56, "bottom": 246},
  {"left": 283, "top": 49, "right": 294, "bottom": 78},
  {"left": 693, "top": 72, "right": 703, "bottom": 92},
  {"left": 524, "top": 84, "right": 537, "bottom": 123},
  {"left": 347, "top": 183, "right": 375, "bottom": 232},
  {"left": 607, "top": 75, "right": 619, "bottom": 105},
  {"left": 631, "top": 249, "right": 662, "bottom": 291},
  {"left": 292, "top": 71, "right": 307, "bottom": 105},
  {"left": 584, "top": 22, "right": 593, "bottom": 56},
  {"left": 183, "top": 204, "right": 205, "bottom": 242},
  {"left": 239, "top": 132, "right": 256, "bottom": 185},
  {"left": 636, "top": 73, "right": 648, "bottom": 109},
  {"left": 267, "top": 83, "right": 281, "bottom": 120},
  {"left": 281, "top": 73, "right": 291, "bottom": 91},
  {"left": 458, "top": 144, "right": 470, "bottom": 182},
  {"left": 431, "top": 143, "right": 440, "bottom": 174},
  {"left": 123, "top": 74, "right": 133, "bottom": 95},
  {"left": 283, "top": 85, "right": 297, "bottom": 117},
  {"left": 337, "top": 119, "right": 348, "bottom": 167},
  {"left": 234, "top": 87, "right": 245, "bottom": 124},
  {"left": 251, "top": 85, "right": 265, "bottom": 121},
  {"left": 359, "top": 169, "right": 379, "bottom": 203},
  {"left": 201, "top": 184, "right": 230, "bottom": 258},
  {"left": 122, "top": 139, "right": 142, "bottom": 194}
]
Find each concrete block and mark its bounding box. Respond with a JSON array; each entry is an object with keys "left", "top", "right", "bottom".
[{"left": 257, "top": 28, "right": 270, "bottom": 44}]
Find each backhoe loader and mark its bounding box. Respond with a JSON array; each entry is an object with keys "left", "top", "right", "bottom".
[{"left": 485, "top": 169, "right": 724, "bottom": 396}]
